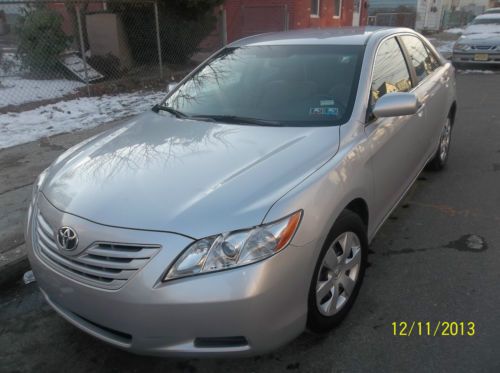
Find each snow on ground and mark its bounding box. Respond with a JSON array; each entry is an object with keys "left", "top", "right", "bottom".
[
  {"left": 1, "top": 52, "right": 86, "bottom": 107},
  {"left": 445, "top": 28, "right": 465, "bottom": 34},
  {"left": 428, "top": 38, "right": 456, "bottom": 59},
  {"left": 0, "top": 52, "right": 25, "bottom": 76},
  {"left": 0, "top": 90, "right": 166, "bottom": 149},
  {"left": 436, "top": 41, "right": 455, "bottom": 56},
  {"left": 458, "top": 69, "right": 496, "bottom": 74},
  {"left": 0, "top": 77, "right": 85, "bottom": 107}
]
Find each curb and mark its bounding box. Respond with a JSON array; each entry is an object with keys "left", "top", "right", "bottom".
[{"left": 0, "top": 245, "right": 29, "bottom": 287}]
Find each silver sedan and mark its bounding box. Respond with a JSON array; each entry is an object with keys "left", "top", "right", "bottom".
[
  {"left": 452, "top": 14, "right": 500, "bottom": 65},
  {"left": 26, "top": 27, "right": 456, "bottom": 357}
]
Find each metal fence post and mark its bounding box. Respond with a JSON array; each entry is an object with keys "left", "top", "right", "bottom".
[
  {"left": 154, "top": 0, "right": 164, "bottom": 79},
  {"left": 284, "top": 4, "right": 289, "bottom": 31},
  {"left": 221, "top": 7, "right": 228, "bottom": 46},
  {"left": 75, "top": 2, "right": 90, "bottom": 96}
]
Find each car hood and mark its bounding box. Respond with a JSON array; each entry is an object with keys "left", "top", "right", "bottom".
[{"left": 43, "top": 111, "right": 340, "bottom": 238}]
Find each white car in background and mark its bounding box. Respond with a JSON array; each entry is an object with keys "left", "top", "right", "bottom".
[
  {"left": 483, "top": 7, "right": 500, "bottom": 14},
  {"left": 452, "top": 14, "right": 500, "bottom": 65}
]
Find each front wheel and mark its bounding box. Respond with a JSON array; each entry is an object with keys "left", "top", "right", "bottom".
[{"left": 307, "top": 210, "right": 367, "bottom": 332}]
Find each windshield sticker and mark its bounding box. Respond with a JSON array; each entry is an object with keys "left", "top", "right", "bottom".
[
  {"left": 320, "top": 99, "right": 335, "bottom": 106},
  {"left": 309, "top": 107, "right": 339, "bottom": 116},
  {"left": 310, "top": 107, "right": 324, "bottom": 115},
  {"left": 326, "top": 107, "right": 339, "bottom": 116}
]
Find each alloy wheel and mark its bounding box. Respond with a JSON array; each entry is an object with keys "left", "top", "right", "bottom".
[
  {"left": 315, "top": 231, "right": 362, "bottom": 317},
  {"left": 439, "top": 118, "right": 452, "bottom": 162}
]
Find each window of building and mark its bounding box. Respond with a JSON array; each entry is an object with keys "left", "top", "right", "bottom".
[
  {"left": 311, "top": 0, "right": 320, "bottom": 17},
  {"left": 400, "top": 35, "right": 440, "bottom": 84},
  {"left": 333, "top": 0, "right": 342, "bottom": 18},
  {"left": 370, "top": 38, "right": 412, "bottom": 108}
]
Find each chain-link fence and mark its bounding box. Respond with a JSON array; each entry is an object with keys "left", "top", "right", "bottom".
[
  {"left": 0, "top": 0, "right": 224, "bottom": 112},
  {"left": 367, "top": 12, "right": 416, "bottom": 28},
  {"left": 441, "top": 9, "right": 477, "bottom": 30}
]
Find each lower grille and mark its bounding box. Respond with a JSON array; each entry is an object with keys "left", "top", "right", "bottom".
[
  {"left": 34, "top": 210, "right": 160, "bottom": 290},
  {"left": 194, "top": 336, "right": 248, "bottom": 348}
]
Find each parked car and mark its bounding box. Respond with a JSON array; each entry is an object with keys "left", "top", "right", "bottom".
[
  {"left": 26, "top": 27, "right": 456, "bottom": 357},
  {"left": 484, "top": 7, "right": 500, "bottom": 14},
  {"left": 452, "top": 14, "right": 500, "bottom": 65}
]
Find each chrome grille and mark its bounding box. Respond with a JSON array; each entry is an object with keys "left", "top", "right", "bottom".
[{"left": 34, "top": 210, "right": 159, "bottom": 290}]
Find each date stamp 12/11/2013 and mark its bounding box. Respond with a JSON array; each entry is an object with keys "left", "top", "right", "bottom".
[{"left": 392, "top": 321, "right": 475, "bottom": 337}]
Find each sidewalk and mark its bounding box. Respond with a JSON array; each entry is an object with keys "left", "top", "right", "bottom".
[{"left": 0, "top": 117, "right": 129, "bottom": 287}]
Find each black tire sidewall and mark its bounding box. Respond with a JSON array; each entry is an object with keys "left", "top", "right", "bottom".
[
  {"left": 307, "top": 210, "right": 368, "bottom": 333},
  {"left": 428, "top": 116, "right": 453, "bottom": 171}
]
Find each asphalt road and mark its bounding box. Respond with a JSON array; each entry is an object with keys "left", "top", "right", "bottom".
[{"left": 1, "top": 73, "right": 500, "bottom": 373}]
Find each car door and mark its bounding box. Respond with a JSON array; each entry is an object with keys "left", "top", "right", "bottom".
[
  {"left": 365, "top": 37, "right": 425, "bottom": 227},
  {"left": 399, "top": 34, "right": 450, "bottom": 165}
]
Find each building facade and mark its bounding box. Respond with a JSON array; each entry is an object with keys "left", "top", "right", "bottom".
[{"left": 223, "top": 0, "right": 368, "bottom": 43}]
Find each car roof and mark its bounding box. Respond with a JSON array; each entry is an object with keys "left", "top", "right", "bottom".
[
  {"left": 484, "top": 7, "right": 500, "bottom": 13},
  {"left": 228, "top": 27, "right": 415, "bottom": 47}
]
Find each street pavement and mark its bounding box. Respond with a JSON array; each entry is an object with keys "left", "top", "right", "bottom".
[{"left": 1, "top": 73, "right": 500, "bottom": 372}]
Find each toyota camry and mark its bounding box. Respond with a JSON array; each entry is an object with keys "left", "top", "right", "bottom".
[{"left": 26, "top": 27, "right": 456, "bottom": 357}]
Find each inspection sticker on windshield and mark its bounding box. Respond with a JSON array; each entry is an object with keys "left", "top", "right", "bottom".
[
  {"left": 320, "top": 99, "right": 335, "bottom": 106},
  {"left": 310, "top": 107, "right": 339, "bottom": 116},
  {"left": 326, "top": 107, "right": 339, "bottom": 116}
]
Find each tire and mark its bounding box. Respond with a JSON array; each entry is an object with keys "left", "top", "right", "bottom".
[
  {"left": 307, "top": 209, "right": 368, "bottom": 333},
  {"left": 427, "top": 116, "right": 452, "bottom": 171}
]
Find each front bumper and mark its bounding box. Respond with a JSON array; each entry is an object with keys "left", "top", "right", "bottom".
[
  {"left": 26, "top": 195, "right": 313, "bottom": 357},
  {"left": 452, "top": 51, "right": 500, "bottom": 64}
]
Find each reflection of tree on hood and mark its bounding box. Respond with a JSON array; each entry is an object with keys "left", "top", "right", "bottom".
[{"left": 72, "top": 120, "right": 236, "bottom": 182}]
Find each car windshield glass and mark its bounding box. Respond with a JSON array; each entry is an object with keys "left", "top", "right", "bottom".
[
  {"left": 161, "top": 45, "right": 364, "bottom": 127},
  {"left": 472, "top": 18, "right": 500, "bottom": 25}
]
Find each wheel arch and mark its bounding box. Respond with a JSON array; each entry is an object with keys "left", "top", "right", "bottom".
[
  {"left": 344, "top": 198, "right": 369, "bottom": 229},
  {"left": 449, "top": 101, "right": 457, "bottom": 125}
]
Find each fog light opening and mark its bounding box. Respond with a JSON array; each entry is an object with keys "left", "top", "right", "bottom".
[{"left": 194, "top": 336, "right": 248, "bottom": 348}]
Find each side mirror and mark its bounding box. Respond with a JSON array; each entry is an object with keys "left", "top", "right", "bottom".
[
  {"left": 168, "top": 82, "right": 178, "bottom": 92},
  {"left": 372, "top": 92, "right": 420, "bottom": 118}
]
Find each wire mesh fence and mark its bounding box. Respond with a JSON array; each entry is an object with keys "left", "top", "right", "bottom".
[{"left": 0, "top": 0, "right": 225, "bottom": 112}]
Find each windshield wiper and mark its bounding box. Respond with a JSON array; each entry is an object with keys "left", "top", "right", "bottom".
[
  {"left": 191, "top": 114, "right": 282, "bottom": 126},
  {"left": 152, "top": 104, "right": 189, "bottom": 119}
]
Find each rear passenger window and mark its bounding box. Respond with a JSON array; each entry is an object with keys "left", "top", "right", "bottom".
[
  {"left": 400, "top": 35, "right": 440, "bottom": 83},
  {"left": 370, "top": 38, "right": 412, "bottom": 108}
]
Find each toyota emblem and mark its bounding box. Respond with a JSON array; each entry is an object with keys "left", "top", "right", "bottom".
[{"left": 57, "top": 226, "right": 79, "bottom": 251}]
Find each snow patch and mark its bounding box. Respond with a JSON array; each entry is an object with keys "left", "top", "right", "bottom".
[
  {"left": 0, "top": 90, "right": 166, "bottom": 149},
  {"left": 0, "top": 52, "right": 25, "bottom": 76},
  {"left": 445, "top": 28, "right": 465, "bottom": 34},
  {"left": 458, "top": 69, "right": 495, "bottom": 74},
  {"left": 0, "top": 77, "right": 85, "bottom": 107}
]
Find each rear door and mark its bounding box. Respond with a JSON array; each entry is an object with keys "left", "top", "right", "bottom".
[
  {"left": 365, "top": 37, "right": 424, "bottom": 227},
  {"left": 398, "top": 35, "right": 450, "bottom": 164}
]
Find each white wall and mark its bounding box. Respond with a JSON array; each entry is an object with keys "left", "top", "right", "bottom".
[{"left": 416, "top": 0, "right": 444, "bottom": 30}]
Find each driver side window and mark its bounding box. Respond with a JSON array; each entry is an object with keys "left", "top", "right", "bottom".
[{"left": 370, "top": 38, "right": 412, "bottom": 109}]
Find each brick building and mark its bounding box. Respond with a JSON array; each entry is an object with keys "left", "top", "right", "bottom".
[{"left": 223, "top": 0, "right": 368, "bottom": 43}]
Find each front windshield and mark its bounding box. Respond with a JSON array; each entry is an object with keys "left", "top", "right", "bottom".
[
  {"left": 472, "top": 18, "right": 500, "bottom": 25},
  {"left": 162, "top": 45, "right": 364, "bottom": 126}
]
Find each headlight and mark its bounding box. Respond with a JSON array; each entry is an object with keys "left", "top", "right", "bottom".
[
  {"left": 164, "top": 210, "right": 303, "bottom": 281},
  {"left": 453, "top": 43, "right": 470, "bottom": 51}
]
